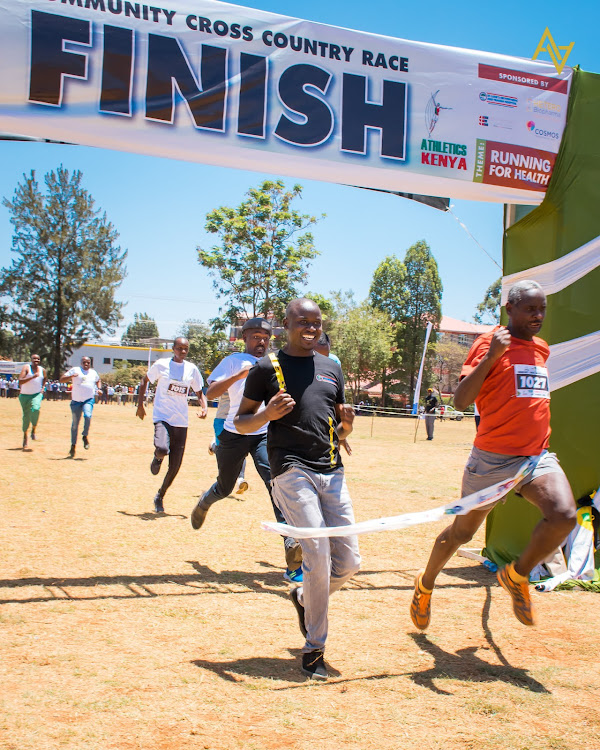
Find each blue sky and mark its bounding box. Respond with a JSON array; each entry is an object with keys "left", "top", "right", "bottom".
[{"left": 0, "top": 0, "right": 597, "bottom": 339}]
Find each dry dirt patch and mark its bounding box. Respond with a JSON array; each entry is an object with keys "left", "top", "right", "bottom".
[{"left": 1, "top": 399, "right": 599, "bottom": 749}]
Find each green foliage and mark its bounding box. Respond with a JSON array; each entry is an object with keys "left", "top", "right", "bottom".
[
  {"left": 305, "top": 291, "right": 336, "bottom": 331},
  {"left": 102, "top": 361, "right": 147, "bottom": 387},
  {"left": 0, "top": 303, "right": 28, "bottom": 361},
  {"left": 395, "top": 240, "right": 443, "bottom": 392},
  {"left": 475, "top": 278, "right": 501, "bottom": 324},
  {"left": 121, "top": 312, "right": 159, "bottom": 346},
  {"left": 179, "top": 319, "right": 229, "bottom": 376},
  {"left": 0, "top": 167, "right": 127, "bottom": 377},
  {"left": 330, "top": 296, "right": 394, "bottom": 403},
  {"left": 369, "top": 255, "right": 408, "bottom": 322},
  {"left": 198, "top": 180, "right": 322, "bottom": 323}
]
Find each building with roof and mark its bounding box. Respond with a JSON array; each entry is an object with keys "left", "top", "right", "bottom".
[
  {"left": 66, "top": 342, "right": 172, "bottom": 375},
  {"left": 438, "top": 315, "right": 495, "bottom": 347}
]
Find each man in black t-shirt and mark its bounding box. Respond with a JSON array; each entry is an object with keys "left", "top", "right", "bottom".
[
  {"left": 424, "top": 388, "right": 438, "bottom": 440},
  {"left": 234, "top": 298, "right": 361, "bottom": 681}
]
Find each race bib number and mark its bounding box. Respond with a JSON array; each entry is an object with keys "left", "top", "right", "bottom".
[
  {"left": 514, "top": 365, "right": 550, "bottom": 399},
  {"left": 167, "top": 380, "right": 188, "bottom": 398}
]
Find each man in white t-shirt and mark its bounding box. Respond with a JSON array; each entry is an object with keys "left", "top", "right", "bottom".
[
  {"left": 137, "top": 337, "right": 208, "bottom": 513},
  {"left": 60, "top": 357, "right": 101, "bottom": 457},
  {"left": 190, "top": 318, "right": 302, "bottom": 581}
]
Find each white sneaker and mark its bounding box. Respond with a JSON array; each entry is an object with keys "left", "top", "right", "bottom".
[{"left": 235, "top": 479, "right": 249, "bottom": 495}]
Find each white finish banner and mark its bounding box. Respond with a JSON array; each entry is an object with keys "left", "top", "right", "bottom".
[
  {"left": 0, "top": 1, "right": 572, "bottom": 203},
  {"left": 262, "top": 455, "right": 538, "bottom": 539},
  {"left": 548, "top": 330, "right": 600, "bottom": 392},
  {"left": 501, "top": 234, "right": 600, "bottom": 305}
]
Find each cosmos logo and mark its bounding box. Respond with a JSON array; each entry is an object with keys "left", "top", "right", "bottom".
[{"left": 527, "top": 121, "right": 536, "bottom": 131}]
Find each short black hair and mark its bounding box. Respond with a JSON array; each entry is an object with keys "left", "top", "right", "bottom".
[{"left": 317, "top": 332, "right": 330, "bottom": 346}]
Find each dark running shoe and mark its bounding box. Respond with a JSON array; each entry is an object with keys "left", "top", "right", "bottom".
[
  {"left": 301, "top": 650, "right": 328, "bottom": 681},
  {"left": 191, "top": 497, "right": 210, "bottom": 530},
  {"left": 82, "top": 436, "right": 90, "bottom": 450},
  {"left": 69, "top": 444, "right": 76, "bottom": 458},
  {"left": 290, "top": 587, "right": 307, "bottom": 637},
  {"left": 150, "top": 456, "right": 163, "bottom": 475},
  {"left": 30, "top": 430, "right": 36, "bottom": 441},
  {"left": 153, "top": 493, "right": 165, "bottom": 513}
]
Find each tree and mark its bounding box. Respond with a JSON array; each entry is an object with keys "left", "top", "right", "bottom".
[
  {"left": 198, "top": 180, "right": 322, "bottom": 323},
  {"left": 121, "top": 313, "right": 159, "bottom": 346},
  {"left": 179, "top": 320, "right": 229, "bottom": 377},
  {"left": 0, "top": 167, "right": 127, "bottom": 377},
  {"left": 0, "top": 303, "right": 28, "bottom": 361},
  {"left": 369, "top": 255, "right": 408, "bottom": 403},
  {"left": 431, "top": 341, "right": 469, "bottom": 397},
  {"left": 330, "top": 298, "right": 394, "bottom": 403},
  {"left": 103, "top": 362, "right": 147, "bottom": 388},
  {"left": 395, "top": 240, "right": 443, "bottom": 393},
  {"left": 474, "top": 278, "right": 501, "bottom": 324}
]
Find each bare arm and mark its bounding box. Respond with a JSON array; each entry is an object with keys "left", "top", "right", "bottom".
[
  {"left": 206, "top": 365, "right": 252, "bottom": 400},
  {"left": 59, "top": 371, "right": 73, "bottom": 383},
  {"left": 234, "top": 391, "right": 296, "bottom": 434},
  {"left": 195, "top": 389, "right": 208, "bottom": 419},
  {"left": 335, "top": 403, "right": 355, "bottom": 440},
  {"left": 453, "top": 327, "right": 511, "bottom": 411},
  {"left": 136, "top": 374, "right": 150, "bottom": 420}
]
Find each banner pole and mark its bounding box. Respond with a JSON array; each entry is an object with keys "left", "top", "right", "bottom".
[{"left": 412, "top": 321, "right": 433, "bottom": 443}]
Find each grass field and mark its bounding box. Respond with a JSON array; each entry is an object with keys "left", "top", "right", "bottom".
[{"left": 1, "top": 398, "right": 599, "bottom": 750}]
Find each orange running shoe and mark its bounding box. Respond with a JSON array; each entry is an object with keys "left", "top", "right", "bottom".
[
  {"left": 410, "top": 571, "right": 432, "bottom": 630},
  {"left": 497, "top": 563, "right": 536, "bottom": 627}
]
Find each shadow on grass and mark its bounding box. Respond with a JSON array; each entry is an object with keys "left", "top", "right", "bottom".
[
  {"left": 0, "top": 560, "right": 484, "bottom": 606},
  {"left": 117, "top": 510, "right": 187, "bottom": 521},
  {"left": 0, "top": 562, "right": 295, "bottom": 605},
  {"left": 47, "top": 456, "right": 87, "bottom": 461},
  {"left": 408, "top": 630, "right": 549, "bottom": 695},
  {"left": 192, "top": 649, "right": 342, "bottom": 684}
]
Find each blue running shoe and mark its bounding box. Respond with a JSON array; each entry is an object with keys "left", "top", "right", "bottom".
[{"left": 284, "top": 567, "right": 303, "bottom": 584}]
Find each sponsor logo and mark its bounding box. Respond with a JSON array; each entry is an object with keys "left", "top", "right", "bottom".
[
  {"left": 526, "top": 121, "right": 560, "bottom": 139},
  {"left": 478, "top": 64, "right": 569, "bottom": 94},
  {"left": 425, "top": 90, "right": 452, "bottom": 135},
  {"left": 421, "top": 139, "right": 467, "bottom": 170},
  {"left": 527, "top": 97, "right": 562, "bottom": 118},
  {"left": 532, "top": 28, "right": 574, "bottom": 74},
  {"left": 479, "top": 91, "right": 518, "bottom": 107},
  {"left": 479, "top": 114, "right": 512, "bottom": 130},
  {"left": 473, "top": 139, "right": 555, "bottom": 191},
  {"left": 316, "top": 374, "right": 337, "bottom": 386}
]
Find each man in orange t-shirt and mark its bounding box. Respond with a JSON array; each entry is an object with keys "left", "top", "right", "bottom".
[{"left": 410, "top": 280, "right": 576, "bottom": 630}]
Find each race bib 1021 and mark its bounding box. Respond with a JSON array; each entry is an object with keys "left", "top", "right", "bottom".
[{"left": 514, "top": 365, "right": 550, "bottom": 399}]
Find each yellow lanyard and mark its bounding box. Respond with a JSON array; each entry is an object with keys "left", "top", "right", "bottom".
[{"left": 268, "top": 352, "right": 286, "bottom": 391}]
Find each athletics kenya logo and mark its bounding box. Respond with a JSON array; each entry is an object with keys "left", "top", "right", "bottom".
[{"left": 316, "top": 374, "right": 337, "bottom": 386}]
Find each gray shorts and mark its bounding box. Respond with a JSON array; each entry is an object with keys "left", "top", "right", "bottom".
[{"left": 461, "top": 446, "right": 565, "bottom": 498}]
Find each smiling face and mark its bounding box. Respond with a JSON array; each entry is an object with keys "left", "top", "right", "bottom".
[
  {"left": 284, "top": 299, "right": 323, "bottom": 356},
  {"left": 30, "top": 354, "right": 41, "bottom": 369},
  {"left": 506, "top": 288, "right": 547, "bottom": 340},
  {"left": 243, "top": 329, "right": 270, "bottom": 358}
]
